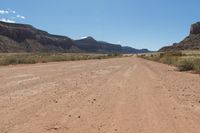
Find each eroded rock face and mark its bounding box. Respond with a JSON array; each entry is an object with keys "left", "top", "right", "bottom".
[
  {"left": 190, "top": 22, "right": 200, "bottom": 35},
  {"left": 159, "top": 22, "right": 200, "bottom": 51},
  {"left": 0, "top": 21, "right": 74, "bottom": 52}
]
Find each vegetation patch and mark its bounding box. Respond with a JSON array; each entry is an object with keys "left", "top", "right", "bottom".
[
  {"left": 0, "top": 53, "right": 122, "bottom": 66},
  {"left": 138, "top": 51, "right": 200, "bottom": 73}
]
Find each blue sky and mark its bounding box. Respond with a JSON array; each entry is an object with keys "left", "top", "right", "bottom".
[{"left": 0, "top": 0, "right": 199, "bottom": 50}]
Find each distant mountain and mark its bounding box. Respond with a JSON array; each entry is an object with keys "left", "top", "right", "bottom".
[
  {"left": 159, "top": 22, "right": 200, "bottom": 52},
  {"left": 122, "top": 46, "right": 150, "bottom": 54},
  {"left": 73, "top": 36, "right": 122, "bottom": 53},
  {"left": 0, "top": 21, "right": 150, "bottom": 53}
]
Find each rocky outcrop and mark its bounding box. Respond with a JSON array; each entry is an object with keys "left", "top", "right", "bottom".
[
  {"left": 190, "top": 22, "right": 200, "bottom": 35},
  {"left": 159, "top": 22, "right": 200, "bottom": 52}
]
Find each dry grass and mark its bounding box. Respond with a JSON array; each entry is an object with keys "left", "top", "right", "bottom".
[
  {"left": 0, "top": 53, "right": 122, "bottom": 66},
  {"left": 138, "top": 51, "right": 200, "bottom": 73}
]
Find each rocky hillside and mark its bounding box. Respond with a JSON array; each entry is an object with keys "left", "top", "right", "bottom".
[
  {"left": 0, "top": 21, "right": 150, "bottom": 53},
  {"left": 0, "top": 21, "right": 75, "bottom": 52},
  {"left": 159, "top": 22, "right": 200, "bottom": 51}
]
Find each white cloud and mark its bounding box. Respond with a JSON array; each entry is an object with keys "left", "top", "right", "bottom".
[
  {"left": 0, "top": 9, "right": 26, "bottom": 23},
  {"left": 0, "top": 10, "right": 9, "bottom": 14},
  {"left": 0, "top": 18, "right": 15, "bottom": 23},
  {"left": 9, "top": 9, "right": 16, "bottom": 14},
  {"left": 16, "top": 14, "right": 25, "bottom": 19},
  {"left": 0, "top": 9, "right": 17, "bottom": 14}
]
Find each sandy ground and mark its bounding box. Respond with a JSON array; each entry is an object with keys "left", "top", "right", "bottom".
[{"left": 0, "top": 57, "right": 200, "bottom": 133}]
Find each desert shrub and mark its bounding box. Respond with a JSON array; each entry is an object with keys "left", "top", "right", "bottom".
[
  {"left": 150, "top": 54, "right": 154, "bottom": 57},
  {"left": 140, "top": 54, "right": 145, "bottom": 57},
  {"left": 159, "top": 53, "right": 165, "bottom": 58},
  {"left": 178, "top": 59, "right": 194, "bottom": 71},
  {"left": 193, "top": 58, "right": 200, "bottom": 73},
  {"left": 178, "top": 58, "right": 200, "bottom": 72},
  {"left": 108, "top": 54, "right": 112, "bottom": 57},
  {"left": 7, "top": 58, "right": 18, "bottom": 64},
  {"left": 113, "top": 53, "right": 120, "bottom": 56},
  {"left": 108, "top": 53, "right": 121, "bottom": 57}
]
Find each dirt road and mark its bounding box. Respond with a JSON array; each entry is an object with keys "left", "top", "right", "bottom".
[{"left": 0, "top": 57, "right": 200, "bottom": 133}]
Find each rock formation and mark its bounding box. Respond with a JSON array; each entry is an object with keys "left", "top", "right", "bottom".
[{"left": 159, "top": 22, "right": 200, "bottom": 51}]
